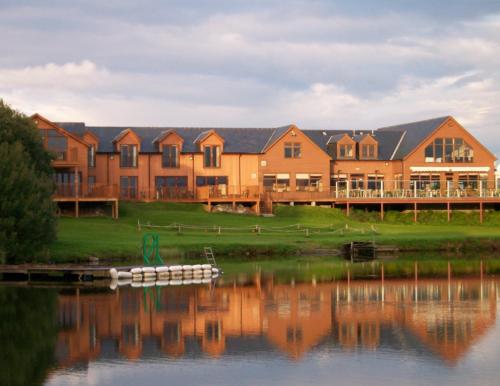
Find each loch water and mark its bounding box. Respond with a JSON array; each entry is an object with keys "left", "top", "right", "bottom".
[{"left": 1, "top": 272, "right": 499, "bottom": 386}]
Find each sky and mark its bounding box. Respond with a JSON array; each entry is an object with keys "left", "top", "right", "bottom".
[{"left": 1, "top": 0, "right": 500, "bottom": 157}]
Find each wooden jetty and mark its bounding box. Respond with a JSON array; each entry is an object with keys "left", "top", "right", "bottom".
[
  {"left": 343, "top": 242, "right": 399, "bottom": 262},
  {"left": 0, "top": 264, "right": 132, "bottom": 282}
]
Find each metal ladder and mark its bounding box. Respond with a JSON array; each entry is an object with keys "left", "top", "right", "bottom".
[{"left": 203, "top": 247, "right": 217, "bottom": 267}]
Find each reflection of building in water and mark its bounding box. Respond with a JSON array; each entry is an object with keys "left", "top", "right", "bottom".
[{"left": 54, "top": 278, "right": 498, "bottom": 368}]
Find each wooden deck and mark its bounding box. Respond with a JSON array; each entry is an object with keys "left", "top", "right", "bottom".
[{"left": 0, "top": 264, "right": 132, "bottom": 281}]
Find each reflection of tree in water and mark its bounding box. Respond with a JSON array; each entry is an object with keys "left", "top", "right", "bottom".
[{"left": 0, "top": 287, "right": 57, "bottom": 386}]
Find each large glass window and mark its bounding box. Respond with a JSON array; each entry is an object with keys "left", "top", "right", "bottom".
[
  {"left": 296, "top": 174, "right": 322, "bottom": 191},
  {"left": 263, "top": 174, "right": 290, "bottom": 192},
  {"left": 162, "top": 144, "right": 179, "bottom": 168},
  {"left": 41, "top": 129, "right": 68, "bottom": 160},
  {"left": 120, "top": 176, "right": 138, "bottom": 199},
  {"left": 204, "top": 145, "right": 221, "bottom": 167},
  {"left": 196, "top": 176, "right": 227, "bottom": 186},
  {"left": 350, "top": 174, "right": 364, "bottom": 190},
  {"left": 424, "top": 138, "right": 473, "bottom": 163},
  {"left": 120, "top": 145, "right": 138, "bottom": 168},
  {"left": 367, "top": 176, "right": 384, "bottom": 190},
  {"left": 284, "top": 142, "right": 301, "bottom": 158},
  {"left": 156, "top": 176, "right": 188, "bottom": 198},
  {"left": 458, "top": 174, "right": 479, "bottom": 189}
]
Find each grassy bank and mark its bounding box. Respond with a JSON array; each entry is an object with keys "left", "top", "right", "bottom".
[{"left": 47, "top": 202, "right": 500, "bottom": 263}]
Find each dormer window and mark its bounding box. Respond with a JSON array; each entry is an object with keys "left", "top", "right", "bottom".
[
  {"left": 361, "top": 144, "right": 376, "bottom": 159},
  {"left": 339, "top": 144, "right": 354, "bottom": 159},
  {"left": 120, "top": 144, "right": 138, "bottom": 168},
  {"left": 41, "top": 129, "right": 68, "bottom": 160},
  {"left": 204, "top": 145, "right": 221, "bottom": 168},
  {"left": 162, "top": 144, "right": 179, "bottom": 168}
]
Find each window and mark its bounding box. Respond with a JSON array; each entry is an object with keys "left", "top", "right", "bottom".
[
  {"left": 164, "top": 322, "right": 181, "bottom": 343},
  {"left": 54, "top": 172, "right": 81, "bottom": 197},
  {"left": 458, "top": 174, "right": 479, "bottom": 189},
  {"left": 350, "top": 174, "right": 364, "bottom": 190},
  {"left": 424, "top": 138, "right": 473, "bottom": 163},
  {"left": 88, "top": 144, "right": 96, "bottom": 168},
  {"left": 196, "top": 176, "right": 228, "bottom": 186},
  {"left": 263, "top": 174, "right": 290, "bottom": 192},
  {"left": 88, "top": 176, "right": 96, "bottom": 195},
  {"left": 40, "top": 129, "right": 68, "bottom": 160},
  {"left": 361, "top": 144, "right": 376, "bottom": 159},
  {"left": 339, "top": 144, "right": 354, "bottom": 159},
  {"left": 296, "top": 174, "right": 322, "bottom": 191},
  {"left": 204, "top": 145, "right": 221, "bottom": 167},
  {"left": 120, "top": 145, "right": 138, "bottom": 168},
  {"left": 284, "top": 142, "right": 301, "bottom": 158},
  {"left": 205, "top": 321, "right": 222, "bottom": 342},
  {"left": 155, "top": 176, "right": 188, "bottom": 198},
  {"left": 367, "top": 176, "right": 384, "bottom": 190},
  {"left": 120, "top": 176, "right": 138, "bottom": 199},
  {"left": 410, "top": 174, "right": 440, "bottom": 190},
  {"left": 162, "top": 144, "right": 179, "bottom": 168}
]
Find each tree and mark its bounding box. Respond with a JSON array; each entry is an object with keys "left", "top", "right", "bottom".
[{"left": 0, "top": 100, "right": 57, "bottom": 262}]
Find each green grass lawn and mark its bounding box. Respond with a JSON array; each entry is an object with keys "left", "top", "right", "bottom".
[{"left": 49, "top": 201, "right": 500, "bottom": 262}]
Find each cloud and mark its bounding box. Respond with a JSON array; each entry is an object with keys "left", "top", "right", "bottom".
[{"left": 0, "top": 2, "right": 499, "bottom": 155}]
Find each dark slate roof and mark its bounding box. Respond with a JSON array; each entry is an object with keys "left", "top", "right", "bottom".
[
  {"left": 55, "top": 116, "right": 451, "bottom": 160},
  {"left": 56, "top": 123, "right": 285, "bottom": 154},
  {"left": 377, "top": 116, "right": 450, "bottom": 159},
  {"left": 303, "top": 130, "right": 349, "bottom": 152},
  {"left": 261, "top": 125, "right": 294, "bottom": 151}
]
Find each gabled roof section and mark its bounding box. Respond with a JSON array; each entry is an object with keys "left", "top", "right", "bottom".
[
  {"left": 152, "top": 129, "right": 183, "bottom": 144},
  {"left": 112, "top": 128, "right": 141, "bottom": 143},
  {"left": 31, "top": 114, "right": 89, "bottom": 147},
  {"left": 193, "top": 129, "right": 224, "bottom": 144},
  {"left": 377, "top": 116, "right": 450, "bottom": 160},
  {"left": 261, "top": 125, "right": 294, "bottom": 152},
  {"left": 82, "top": 130, "right": 99, "bottom": 143}
]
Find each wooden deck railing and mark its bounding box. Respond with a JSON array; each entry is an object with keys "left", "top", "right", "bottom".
[
  {"left": 56, "top": 180, "right": 500, "bottom": 202},
  {"left": 54, "top": 183, "right": 119, "bottom": 199}
]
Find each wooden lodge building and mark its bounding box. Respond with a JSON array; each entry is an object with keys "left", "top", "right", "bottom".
[{"left": 32, "top": 114, "right": 499, "bottom": 219}]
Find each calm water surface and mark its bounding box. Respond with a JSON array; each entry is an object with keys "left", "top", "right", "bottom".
[{"left": 1, "top": 273, "right": 499, "bottom": 386}]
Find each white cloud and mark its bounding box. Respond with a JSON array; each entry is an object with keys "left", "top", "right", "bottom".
[{"left": 0, "top": 3, "right": 499, "bottom": 154}]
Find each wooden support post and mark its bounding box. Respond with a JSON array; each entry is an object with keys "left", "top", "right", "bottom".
[
  {"left": 414, "top": 202, "right": 418, "bottom": 223},
  {"left": 414, "top": 261, "right": 418, "bottom": 283},
  {"left": 380, "top": 203, "right": 384, "bottom": 221},
  {"left": 381, "top": 263, "right": 385, "bottom": 284},
  {"left": 208, "top": 201, "right": 212, "bottom": 212},
  {"left": 232, "top": 201, "right": 236, "bottom": 210},
  {"left": 480, "top": 260, "right": 484, "bottom": 281},
  {"left": 75, "top": 200, "right": 79, "bottom": 218},
  {"left": 346, "top": 202, "right": 350, "bottom": 217},
  {"left": 447, "top": 202, "right": 451, "bottom": 223},
  {"left": 448, "top": 261, "right": 451, "bottom": 282},
  {"left": 255, "top": 200, "right": 261, "bottom": 215},
  {"left": 115, "top": 200, "right": 119, "bottom": 219},
  {"left": 479, "top": 202, "right": 484, "bottom": 224}
]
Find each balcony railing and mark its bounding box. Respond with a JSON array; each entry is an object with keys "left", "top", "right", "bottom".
[
  {"left": 54, "top": 183, "right": 119, "bottom": 199},
  {"left": 54, "top": 180, "right": 500, "bottom": 202}
]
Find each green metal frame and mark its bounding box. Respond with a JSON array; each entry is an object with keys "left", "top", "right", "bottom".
[{"left": 142, "top": 232, "right": 164, "bottom": 266}]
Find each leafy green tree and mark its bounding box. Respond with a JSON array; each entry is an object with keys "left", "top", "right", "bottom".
[{"left": 0, "top": 100, "right": 57, "bottom": 262}]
